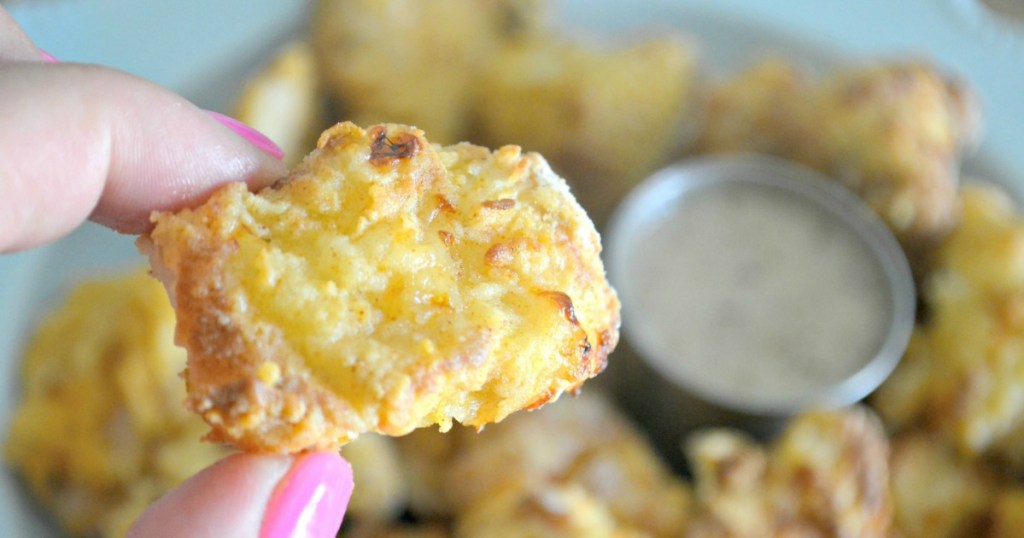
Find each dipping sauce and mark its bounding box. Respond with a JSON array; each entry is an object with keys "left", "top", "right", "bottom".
[{"left": 621, "top": 180, "right": 894, "bottom": 406}]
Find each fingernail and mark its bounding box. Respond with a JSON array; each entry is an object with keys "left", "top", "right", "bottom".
[
  {"left": 206, "top": 110, "right": 285, "bottom": 160},
  {"left": 260, "top": 452, "right": 352, "bottom": 538},
  {"left": 38, "top": 49, "right": 59, "bottom": 63}
]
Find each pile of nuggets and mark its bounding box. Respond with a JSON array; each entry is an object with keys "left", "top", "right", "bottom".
[
  {"left": 0, "top": 274, "right": 890, "bottom": 537},
  {"left": 7, "top": 0, "right": 1024, "bottom": 536}
]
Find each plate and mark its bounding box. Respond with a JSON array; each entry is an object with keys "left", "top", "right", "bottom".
[{"left": 2, "top": 1, "right": 1022, "bottom": 535}]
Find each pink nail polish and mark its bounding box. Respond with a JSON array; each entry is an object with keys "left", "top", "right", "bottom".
[
  {"left": 260, "top": 452, "right": 353, "bottom": 538},
  {"left": 38, "top": 49, "right": 58, "bottom": 63},
  {"left": 206, "top": 111, "right": 285, "bottom": 160}
]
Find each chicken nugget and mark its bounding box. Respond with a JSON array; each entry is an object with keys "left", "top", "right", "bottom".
[
  {"left": 4, "top": 270, "right": 228, "bottom": 537},
  {"left": 694, "top": 57, "right": 812, "bottom": 159},
  {"left": 873, "top": 183, "right": 1024, "bottom": 468},
  {"left": 395, "top": 392, "right": 691, "bottom": 535},
  {"left": 475, "top": 34, "right": 699, "bottom": 225},
  {"left": 311, "top": 0, "right": 547, "bottom": 144},
  {"left": 812, "top": 61, "right": 981, "bottom": 251},
  {"left": 143, "top": 122, "right": 620, "bottom": 453},
  {"left": 685, "top": 406, "right": 892, "bottom": 538},
  {"left": 695, "top": 59, "right": 981, "bottom": 265}
]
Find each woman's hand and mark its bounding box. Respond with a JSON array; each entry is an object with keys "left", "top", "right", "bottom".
[{"left": 1, "top": 8, "right": 353, "bottom": 537}]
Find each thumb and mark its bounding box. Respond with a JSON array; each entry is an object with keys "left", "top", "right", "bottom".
[{"left": 127, "top": 451, "right": 353, "bottom": 538}]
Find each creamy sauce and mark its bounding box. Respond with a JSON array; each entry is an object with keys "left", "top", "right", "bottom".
[{"left": 625, "top": 182, "right": 892, "bottom": 404}]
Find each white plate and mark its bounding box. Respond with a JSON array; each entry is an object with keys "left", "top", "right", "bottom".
[{"left": 2, "top": 1, "right": 1022, "bottom": 535}]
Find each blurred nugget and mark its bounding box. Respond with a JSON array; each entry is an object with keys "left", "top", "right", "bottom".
[
  {"left": 395, "top": 392, "right": 693, "bottom": 536},
  {"left": 686, "top": 406, "right": 892, "bottom": 538},
  {"left": 887, "top": 433, "right": 996, "bottom": 538},
  {"left": 697, "top": 59, "right": 981, "bottom": 257},
  {"left": 475, "top": 35, "right": 699, "bottom": 225},
  {"left": 4, "top": 271, "right": 228, "bottom": 538},
  {"left": 695, "top": 57, "right": 811, "bottom": 159},
  {"left": 873, "top": 183, "right": 1024, "bottom": 470},
  {"left": 812, "top": 62, "right": 981, "bottom": 249},
  {"left": 144, "top": 122, "right": 620, "bottom": 453},
  {"left": 233, "top": 41, "right": 322, "bottom": 167},
  {"left": 311, "top": 0, "right": 546, "bottom": 144}
]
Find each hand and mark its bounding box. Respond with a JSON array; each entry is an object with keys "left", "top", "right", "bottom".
[{"left": 1, "top": 8, "right": 353, "bottom": 537}]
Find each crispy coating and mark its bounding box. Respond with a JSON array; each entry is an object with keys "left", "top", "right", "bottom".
[
  {"left": 887, "top": 433, "right": 996, "bottom": 538},
  {"left": 474, "top": 35, "right": 699, "bottom": 225},
  {"left": 311, "top": 0, "right": 546, "bottom": 144},
  {"left": 873, "top": 183, "right": 1024, "bottom": 468},
  {"left": 4, "top": 270, "right": 229, "bottom": 538},
  {"left": 696, "top": 59, "right": 981, "bottom": 258},
  {"left": 685, "top": 406, "right": 892, "bottom": 538},
  {"left": 144, "top": 122, "right": 620, "bottom": 453},
  {"left": 233, "top": 41, "right": 322, "bottom": 167}
]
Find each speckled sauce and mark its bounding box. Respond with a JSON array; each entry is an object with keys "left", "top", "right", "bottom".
[{"left": 626, "top": 182, "right": 892, "bottom": 403}]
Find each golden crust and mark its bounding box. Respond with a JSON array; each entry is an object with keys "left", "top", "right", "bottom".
[{"left": 145, "top": 122, "right": 619, "bottom": 453}]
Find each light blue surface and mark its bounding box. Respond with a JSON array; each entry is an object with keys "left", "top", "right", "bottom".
[
  {"left": 7, "top": 0, "right": 307, "bottom": 92},
  {"left": 1, "top": 1, "right": 1021, "bottom": 535}
]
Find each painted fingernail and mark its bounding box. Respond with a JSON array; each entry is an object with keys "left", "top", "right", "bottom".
[
  {"left": 206, "top": 110, "right": 285, "bottom": 160},
  {"left": 38, "top": 49, "right": 58, "bottom": 63},
  {"left": 260, "top": 452, "right": 352, "bottom": 538}
]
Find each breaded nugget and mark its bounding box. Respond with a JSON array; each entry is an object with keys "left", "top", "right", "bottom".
[
  {"left": 311, "top": 0, "right": 546, "bottom": 144},
  {"left": 686, "top": 430, "right": 771, "bottom": 537},
  {"left": 4, "top": 270, "right": 228, "bottom": 538},
  {"left": 144, "top": 122, "right": 620, "bottom": 453},
  {"left": 888, "top": 433, "right": 996, "bottom": 538},
  {"left": 685, "top": 406, "right": 892, "bottom": 538},
  {"left": 874, "top": 184, "right": 1024, "bottom": 469},
  {"left": 233, "top": 41, "right": 322, "bottom": 166},
  {"left": 394, "top": 392, "right": 691, "bottom": 535},
  {"left": 475, "top": 35, "right": 699, "bottom": 225},
  {"left": 695, "top": 59, "right": 981, "bottom": 260},
  {"left": 695, "top": 57, "right": 812, "bottom": 159},
  {"left": 812, "top": 61, "right": 981, "bottom": 250},
  {"left": 770, "top": 407, "right": 891, "bottom": 537}
]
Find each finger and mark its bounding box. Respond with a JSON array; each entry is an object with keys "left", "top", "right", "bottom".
[
  {"left": 0, "top": 62, "right": 288, "bottom": 252},
  {"left": 127, "top": 451, "right": 353, "bottom": 538},
  {"left": 0, "top": 7, "right": 45, "bottom": 62}
]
